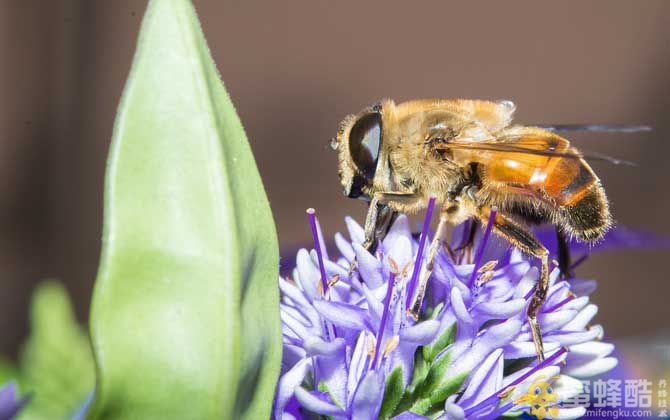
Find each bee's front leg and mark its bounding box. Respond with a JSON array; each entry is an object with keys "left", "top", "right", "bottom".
[
  {"left": 351, "top": 192, "right": 418, "bottom": 276},
  {"left": 483, "top": 209, "right": 550, "bottom": 362},
  {"left": 361, "top": 197, "right": 381, "bottom": 252}
]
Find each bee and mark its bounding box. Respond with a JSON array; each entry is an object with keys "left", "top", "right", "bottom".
[{"left": 331, "top": 98, "right": 628, "bottom": 362}]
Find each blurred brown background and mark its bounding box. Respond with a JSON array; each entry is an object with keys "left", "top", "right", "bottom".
[{"left": 1, "top": 1, "right": 669, "bottom": 357}]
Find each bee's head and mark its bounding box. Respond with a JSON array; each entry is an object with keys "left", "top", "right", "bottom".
[{"left": 331, "top": 104, "right": 383, "bottom": 200}]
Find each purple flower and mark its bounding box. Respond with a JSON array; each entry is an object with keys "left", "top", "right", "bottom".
[
  {"left": 0, "top": 382, "right": 30, "bottom": 420},
  {"left": 275, "top": 206, "right": 619, "bottom": 420}
]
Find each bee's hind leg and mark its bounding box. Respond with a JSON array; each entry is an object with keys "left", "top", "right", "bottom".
[{"left": 484, "top": 210, "right": 550, "bottom": 362}]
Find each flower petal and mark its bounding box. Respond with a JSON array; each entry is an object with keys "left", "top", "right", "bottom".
[
  {"left": 0, "top": 382, "right": 24, "bottom": 420},
  {"left": 567, "top": 341, "right": 615, "bottom": 361},
  {"left": 346, "top": 216, "right": 365, "bottom": 244},
  {"left": 507, "top": 365, "right": 561, "bottom": 400},
  {"left": 514, "top": 267, "right": 539, "bottom": 298},
  {"left": 347, "top": 332, "right": 369, "bottom": 405},
  {"left": 545, "top": 326, "right": 602, "bottom": 346},
  {"left": 274, "top": 358, "right": 313, "bottom": 419},
  {"left": 472, "top": 298, "right": 525, "bottom": 319},
  {"left": 459, "top": 349, "right": 504, "bottom": 408},
  {"left": 281, "top": 305, "right": 314, "bottom": 341},
  {"left": 451, "top": 287, "right": 475, "bottom": 325},
  {"left": 386, "top": 236, "right": 414, "bottom": 276},
  {"left": 443, "top": 401, "right": 466, "bottom": 420},
  {"left": 314, "top": 216, "right": 330, "bottom": 261},
  {"left": 279, "top": 277, "right": 320, "bottom": 325},
  {"left": 353, "top": 243, "right": 384, "bottom": 288},
  {"left": 392, "top": 412, "right": 431, "bottom": 420},
  {"left": 357, "top": 283, "right": 384, "bottom": 330},
  {"left": 563, "top": 356, "right": 618, "bottom": 378},
  {"left": 448, "top": 319, "right": 522, "bottom": 379},
  {"left": 294, "top": 387, "right": 345, "bottom": 417},
  {"left": 552, "top": 374, "right": 584, "bottom": 401},
  {"left": 538, "top": 309, "right": 579, "bottom": 332},
  {"left": 313, "top": 300, "right": 371, "bottom": 332},
  {"left": 569, "top": 278, "right": 597, "bottom": 296},
  {"left": 310, "top": 338, "right": 349, "bottom": 408},
  {"left": 503, "top": 341, "right": 560, "bottom": 359},
  {"left": 560, "top": 296, "right": 590, "bottom": 312},
  {"left": 304, "top": 336, "right": 346, "bottom": 357},
  {"left": 282, "top": 345, "right": 307, "bottom": 377},
  {"left": 296, "top": 248, "right": 320, "bottom": 300},
  {"left": 383, "top": 214, "right": 412, "bottom": 251},
  {"left": 563, "top": 304, "right": 598, "bottom": 330},
  {"left": 335, "top": 232, "right": 356, "bottom": 262},
  {"left": 351, "top": 370, "right": 384, "bottom": 420},
  {"left": 552, "top": 406, "right": 586, "bottom": 419},
  {"left": 310, "top": 251, "right": 350, "bottom": 279},
  {"left": 399, "top": 320, "right": 440, "bottom": 345}
]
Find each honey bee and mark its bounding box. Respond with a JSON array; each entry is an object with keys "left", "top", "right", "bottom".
[{"left": 332, "top": 98, "right": 623, "bottom": 362}]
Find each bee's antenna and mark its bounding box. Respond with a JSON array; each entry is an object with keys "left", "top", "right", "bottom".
[{"left": 535, "top": 124, "right": 652, "bottom": 133}]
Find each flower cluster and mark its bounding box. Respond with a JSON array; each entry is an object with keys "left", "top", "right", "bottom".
[{"left": 274, "top": 204, "right": 617, "bottom": 420}]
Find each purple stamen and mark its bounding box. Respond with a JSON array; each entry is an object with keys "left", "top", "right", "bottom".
[
  {"left": 405, "top": 196, "right": 436, "bottom": 309},
  {"left": 371, "top": 271, "right": 397, "bottom": 370},
  {"left": 545, "top": 295, "right": 575, "bottom": 313},
  {"left": 463, "top": 347, "right": 567, "bottom": 417},
  {"left": 467, "top": 207, "right": 498, "bottom": 289},
  {"left": 485, "top": 401, "right": 515, "bottom": 419},
  {"left": 307, "top": 208, "right": 329, "bottom": 295},
  {"left": 524, "top": 285, "right": 536, "bottom": 300}
]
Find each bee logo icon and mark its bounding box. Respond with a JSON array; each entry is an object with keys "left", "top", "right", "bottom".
[{"left": 513, "top": 375, "right": 561, "bottom": 419}]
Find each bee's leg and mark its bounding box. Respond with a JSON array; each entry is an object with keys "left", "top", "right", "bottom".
[
  {"left": 457, "top": 220, "right": 478, "bottom": 264},
  {"left": 361, "top": 197, "right": 383, "bottom": 252},
  {"left": 485, "top": 211, "right": 549, "bottom": 362},
  {"left": 352, "top": 192, "right": 418, "bottom": 275},
  {"left": 408, "top": 211, "right": 450, "bottom": 320},
  {"left": 361, "top": 192, "right": 420, "bottom": 251},
  {"left": 556, "top": 229, "right": 573, "bottom": 279}
]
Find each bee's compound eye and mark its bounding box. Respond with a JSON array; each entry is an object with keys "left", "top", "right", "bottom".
[{"left": 349, "top": 112, "right": 382, "bottom": 179}]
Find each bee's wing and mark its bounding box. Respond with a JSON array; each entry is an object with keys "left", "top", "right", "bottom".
[
  {"left": 439, "top": 128, "right": 635, "bottom": 166},
  {"left": 438, "top": 128, "right": 614, "bottom": 233},
  {"left": 534, "top": 124, "right": 651, "bottom": 133}
]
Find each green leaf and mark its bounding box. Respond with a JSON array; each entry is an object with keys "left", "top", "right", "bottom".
[
  {"left": 407, "top": 349, "right": 429, "bottom": 395},
  {"left": 410, "top": 352, "right": 452, "bottom": 414},
  {"left": 423, "top": 302, "right": 444, "bottom": 321},
  {"left": 409, "top": 351, "right": 467, "bottom": 415},
  {"left": 17, "top": 281, "right": 94, "bottom": 420},
  {"left": 394, "top": 349, "right": 428, "bottom": 415},
  {"left": 426, "top": 371, "right": 467, "bottom": 407},
  {"left": 379, "top": 366, "right": 404, "bottom": 420},
  {"left": 87, "top": 0, "right": 281, "bottom": 419},
  {"left": 422, "top": 322, "right": 456, "bottom": 364}
]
